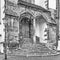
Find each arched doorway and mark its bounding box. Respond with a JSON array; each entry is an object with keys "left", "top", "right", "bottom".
[
  {"left": 21, "top": 17, "right": 32, "bottom": 38},
  {"left": 19, "top": 12, "right": 34, "bottom": 47}
]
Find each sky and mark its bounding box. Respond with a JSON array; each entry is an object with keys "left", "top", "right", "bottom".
[{"left": 49, "top": 0, "right": 56, "bottom": 9}]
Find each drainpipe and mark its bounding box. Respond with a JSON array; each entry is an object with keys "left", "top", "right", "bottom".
[
  {"left": 4, "top": 0, "right": 7, "bottom": 60},
  {"left": 56, "top": 0, "right": 59, "bottom": 49}
]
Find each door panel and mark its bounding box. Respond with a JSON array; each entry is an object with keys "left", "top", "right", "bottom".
[{"left": 22, "top": 22, "right": 29, "bottom": 38}]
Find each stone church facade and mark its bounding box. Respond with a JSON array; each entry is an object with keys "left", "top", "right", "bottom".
[{"left": 3, "top": 0, "right": 57, "bottom": 54}]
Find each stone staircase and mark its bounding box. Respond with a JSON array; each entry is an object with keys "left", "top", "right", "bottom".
[
  {"left": 22, "top": 43, "right": 51, "bottom": 53},
  {"left": 20, "top": 38, "right": 56, "bottom": 55},
  {"left": 8, "top": 38, "right": 57, "bottom": 56},
  {"left": 8, "top": 43, "right": 56, "bottom": 56}
]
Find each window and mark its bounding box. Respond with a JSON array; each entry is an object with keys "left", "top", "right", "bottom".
[{"left": 0, "top": 34, "right": 2, "bottom": 37}]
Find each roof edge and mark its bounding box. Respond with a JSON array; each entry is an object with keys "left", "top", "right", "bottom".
[{"left": 18, "top": 0, "right": 50, "bottom": 13}]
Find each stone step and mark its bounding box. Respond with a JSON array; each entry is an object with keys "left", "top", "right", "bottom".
[
  {"left": 21, "top": 43, "right": 52, "bottom": 53},
  {"left": 23, "top": 38, "right": 32, "bottom": 44}
]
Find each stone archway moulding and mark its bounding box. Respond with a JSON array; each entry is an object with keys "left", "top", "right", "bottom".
[
  {"left": 20, "top": 10, "right": 34, "bottom": 17},
  {"left": 19, "top": 9, "right": 51, "bottom": 24},
  {"left": 35, "top": 12, "right": 50, "bottom": 23}
]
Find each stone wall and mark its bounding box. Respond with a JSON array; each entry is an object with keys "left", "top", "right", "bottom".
[
  {"left": 8, "top": 0, "right": 18, "bottom": 4},
  {"left": 49, "top": 25, "right": 56, "bottom": 43},
  {"left": 5, "top": 15, "right": 19, "bottom": 43}
]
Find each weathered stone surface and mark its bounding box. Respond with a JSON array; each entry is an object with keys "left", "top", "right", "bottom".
[{"left": 4, "top": 0, "right": 57, "bottom": 56}]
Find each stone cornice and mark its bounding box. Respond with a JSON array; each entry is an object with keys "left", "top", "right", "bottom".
[{"left": 18, "top": 1, "right": 50, "bottom": 13}]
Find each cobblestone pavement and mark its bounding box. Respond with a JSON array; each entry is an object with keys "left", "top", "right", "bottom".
[
  {"left": 0, "top": 53, "right": 60, "bottom": 60},
  {"left": 1, "top": 55, "right": 60, "bottom": 60}
]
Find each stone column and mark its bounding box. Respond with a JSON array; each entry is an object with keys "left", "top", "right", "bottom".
[
  {"left": 19, "top": 22, "right": 22, "bottom": 48},
  {"left": 33, "top": 18, "right": 36, "bottom": 43}
]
